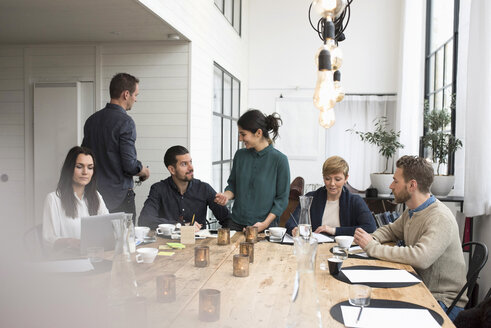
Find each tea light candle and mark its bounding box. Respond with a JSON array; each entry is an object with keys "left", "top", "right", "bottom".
[
  {"left": 217, "top": 228, "right": 230, "bottom": 245},
  {"left": 233, "top": 254, "right": 249, "bottom": 277},
  {"left": 240, "top": 241, "right": 254, "bottom": 263},
  {"left": 245, "top": 226, "right": 258, "bottom": 243},
  {"left": 194, "top": 246, "right": 210, "bottom": 267},
  {"left": 199, "top": 289, "right": 220, "bottom": 322},
  {"left": 156, "top": 274, "right": 176, "bottom": 303}
]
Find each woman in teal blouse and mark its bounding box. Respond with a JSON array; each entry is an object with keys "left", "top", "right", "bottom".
[{"left": 215, "top": 109, "right": 290, "bottom": 232}]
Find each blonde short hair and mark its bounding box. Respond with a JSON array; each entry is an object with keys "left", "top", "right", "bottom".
[{"left": 322, "top": 156, "right": 349, "bottom": 178}]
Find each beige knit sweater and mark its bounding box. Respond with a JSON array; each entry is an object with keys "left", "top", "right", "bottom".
[{"left": 365, "top": 199, "right": 468, "bottom": 308}]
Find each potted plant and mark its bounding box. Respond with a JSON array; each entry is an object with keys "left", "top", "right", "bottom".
[
  {"left": 422, "top": 99, "right": 463, "bottom": 195},
  {"left": 347, "top": 117, "right": 404, "bottom": 194}
]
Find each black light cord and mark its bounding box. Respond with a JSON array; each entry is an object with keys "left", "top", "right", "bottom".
[{"left": 308, "top": 0, "right": 353, "bottom": 43}]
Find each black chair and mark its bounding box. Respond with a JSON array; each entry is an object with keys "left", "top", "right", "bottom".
[{"left": 446, "top": 242, "right": 489, "bottom": 315}]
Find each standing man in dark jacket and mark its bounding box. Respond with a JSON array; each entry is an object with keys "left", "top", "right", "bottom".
[{"left": 82, "top": 73, "right": 150, "bottom": 221}]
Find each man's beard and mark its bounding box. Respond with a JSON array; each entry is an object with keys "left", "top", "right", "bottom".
[{"left": 394, "top": 186, "right": 411, "bottom": 203}]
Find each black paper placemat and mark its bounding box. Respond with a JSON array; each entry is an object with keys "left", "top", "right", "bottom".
[
  {"left": 329, "top": 246, "right": 377, "bottom": 260},
  {"left": 330, "top": 299, "right": 444, "bottom": 326},
  {"left": 333, "top": 265, "right": 422, "bottom": 288}
]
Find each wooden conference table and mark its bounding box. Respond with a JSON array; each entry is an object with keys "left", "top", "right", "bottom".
[{"left": 101, "top": 232, "right": 455, "bottom": 328}]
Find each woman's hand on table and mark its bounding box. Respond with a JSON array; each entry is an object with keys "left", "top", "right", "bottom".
[
  {"left": 291, "top": 227, "right": 298, "bottom": 237},
  {"left": 354, "top": 227, "right": 373, "bottom": 249},
  {"left": 314, "top": 225, "right": 335, "bottom": 235}
]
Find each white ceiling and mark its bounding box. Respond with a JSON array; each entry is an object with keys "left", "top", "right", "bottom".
[{"left": 0, "top": 0, "right": 183, "bottom": 44}]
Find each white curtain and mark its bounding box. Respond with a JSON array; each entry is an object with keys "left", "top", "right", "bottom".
[
  {"left": 461, "top": 0, "right": 491, "bottom": 216},
  {"left": 275, "top": 96, "right": 396, "bottom": 189},
  {"left": 325, "top": 95, "right": 398, "bottom": 190}
]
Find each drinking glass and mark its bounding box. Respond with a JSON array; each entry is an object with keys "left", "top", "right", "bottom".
[{"left": 349, "top": 284, "right": 371, "bottom": 323}]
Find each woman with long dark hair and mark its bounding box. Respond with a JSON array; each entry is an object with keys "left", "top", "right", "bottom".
[
  {"left": 215, "top": 109, "right": 290, "bottom": 232},
  {"left": 43, "top": 146, "right": 108, "bottom": 250}
]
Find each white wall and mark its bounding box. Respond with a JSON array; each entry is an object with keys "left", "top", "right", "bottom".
[
  {"left": 137, "top": 0, "right": 250, "bottom": 185},
  {"left": 248, "top": 0, "right": 402, "bottom": 185},
  {"left": 0, "top": 47, "right": 25, "bottom": 230},
  {"left": 0, "top": 41, "right": 190, "bottom": 227}
]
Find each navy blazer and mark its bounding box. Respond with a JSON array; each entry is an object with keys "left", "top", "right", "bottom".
[{"left": 285, "top": 186, "right": 376, "bottom": 236}]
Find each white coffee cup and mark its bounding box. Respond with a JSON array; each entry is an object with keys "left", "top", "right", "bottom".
[
  {"left": 335, "top": 235, "right": 354, "bottom": 248},
  {"left": 265, "top": 227, "right": 287, "bottom": 239},
  {"left": 136, "top": 247, "right": 158, "bottom": 264},
  {"left": 156, "top": 224, "right": 175, "bottom": 236},
  {"left": 135, "top": 226, "right": 150, "bottom": 241}
]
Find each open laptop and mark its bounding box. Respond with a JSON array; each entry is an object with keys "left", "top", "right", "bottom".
[{"left": 80, "top": 212, "right": 125, "bottom": 254}]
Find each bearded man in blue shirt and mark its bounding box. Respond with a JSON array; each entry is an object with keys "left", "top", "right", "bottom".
[{"left": 139, "top": 146, "right": 229, "bottom": 230}]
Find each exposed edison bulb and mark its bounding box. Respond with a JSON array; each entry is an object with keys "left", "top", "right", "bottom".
[
  {"left": 333, "top": 70, "right": 345, "bottom": 102},
  {"left": 313, "top": 0, "right": 347, "bottom": 18},
  {"left": 313, "top": 70, "right": 337, "bottom": 111},
  {"left": 319, "top": 108, "right": 336, "bottom": 128},
  {"left": 334, "top": 80, "right": 344, "bottom": 102},
  {"left": 330, "top": 46, "right": 343, "bottom": 70}
]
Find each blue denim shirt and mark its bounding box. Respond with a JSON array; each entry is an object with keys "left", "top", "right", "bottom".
[
  {"left": 408, "top": 195, "right": 436, "bottom": 218},
  {"left": 82, "top": 103, "right": 142, "bottom": 210}
]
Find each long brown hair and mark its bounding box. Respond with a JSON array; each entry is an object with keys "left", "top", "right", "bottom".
[{"left": 56, "top": 146, "right": 100, "bottom": 218}]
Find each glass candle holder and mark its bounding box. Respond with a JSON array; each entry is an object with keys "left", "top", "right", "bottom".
[
  {"left": 233, "top": 254, "right": 249, "bottom": 277},
  {"left": 245, "top": 226, "right": 258, "bottom": 243},
  {"left": 240, "top": 241, "right": 254, "bottom": 263},
  {"left": 194, "top": 246, "right": 210, "bottom": 267},
  {"left": 156, "top": 274, "right": 176, "bottom": 303},
  {"left": 217, "top": 228, "right": 230, "bottom": 245},
  {"left": 199, "top": 289, "right": 220, "bottom": 322}
]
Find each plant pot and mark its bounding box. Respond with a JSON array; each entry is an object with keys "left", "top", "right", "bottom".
[
  {"left": 370, "top": 173, "right": 393, "bottom": 195},
  {"left": 431, "top": 175, "right": 455, "bottom": 196}
]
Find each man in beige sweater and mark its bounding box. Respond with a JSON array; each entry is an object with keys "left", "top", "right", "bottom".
[{"left": 354, "top": 155, "right": 467, "bottom": 321}]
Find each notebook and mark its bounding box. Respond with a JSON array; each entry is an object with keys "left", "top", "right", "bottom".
[{"left": 80, "top": 212, "right": 125, "bottom": 254}]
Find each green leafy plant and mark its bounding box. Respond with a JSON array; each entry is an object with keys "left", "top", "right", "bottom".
[
  {"left": 422, "top": 99, "right": 462, "bottom": 175},
  {"left": 347, "top": 117, "right": 404, "bottom": 173}
]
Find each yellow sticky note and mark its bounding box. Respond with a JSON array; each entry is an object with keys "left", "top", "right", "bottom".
[
  {"left": 159, "top": 245, "right": 172, "bottom": 250},
  {"left": 158, "top": 251, "right": 175, "bottom": 256},
  {"left": 167, "top": 242, "right": 186, "bottom": 249}
]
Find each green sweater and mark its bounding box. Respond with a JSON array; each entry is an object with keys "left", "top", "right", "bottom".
[
  {"left": 225, "top": 144, "right": 290, "bottom": 226},
  {"left": 365, "top": 199, "right": 468, "bottom": 308}
]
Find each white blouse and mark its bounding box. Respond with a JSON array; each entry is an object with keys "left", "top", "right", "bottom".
[{"left": 42, "top": 191, "right": 109, "bottom": 246}]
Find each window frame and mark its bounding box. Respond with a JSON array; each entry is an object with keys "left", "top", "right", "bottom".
[
  {"left": 212, "top": 63, "right": 241, "bottom": 192},
  {"left": 214, "top": 0, "right": 242, "bottom": 35},
  {"left": 421, "top": 0, "right": 460, "bottom": 175}
]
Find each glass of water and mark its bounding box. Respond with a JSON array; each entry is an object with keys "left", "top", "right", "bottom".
[
  {"left": 333, "top": 246, "right": 349, "bottom": 260},
  {"left": 349, "top": 284, "right": 371, "bottom": 323}
]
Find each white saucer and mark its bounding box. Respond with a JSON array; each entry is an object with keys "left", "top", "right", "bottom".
[{"left": 269, "top": 236, "right": 283, "bottom": 243}]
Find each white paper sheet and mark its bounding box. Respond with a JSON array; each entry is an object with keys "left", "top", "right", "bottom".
[
  {"left": 349, "top": 246, "right": 369, "bottom": 258},
  {"left": 281, "top": 233, "right": 334, "bottom": 244},
  {"left": 342, "top": 269, "right": 421, "bottom": 283},
  {"left": 36, "top": 259, "right": 95, "bottom": 273},
  {"left": 188, "top": 229, "right": 236, "bottom": 239},
  {"left": 340, "top": 305, "right": 441, "bottom": 328}
]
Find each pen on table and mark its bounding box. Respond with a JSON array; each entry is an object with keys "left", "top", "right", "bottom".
[
  {"left": 289, "top": 212, "right": 298, "bottom": 226},
  {"left": 356, "top": 306, "right": 364, "bottom": 323}
]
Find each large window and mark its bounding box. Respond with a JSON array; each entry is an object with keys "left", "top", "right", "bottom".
[
  {"left": 422, "top": 0, "right": 459, "bottom": 173},
  {"left": 214, "top": 0, "right": 241, "bottom": 34},
  {"left": 212, "top": 64, "right": 240, "bottom": 193}
]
